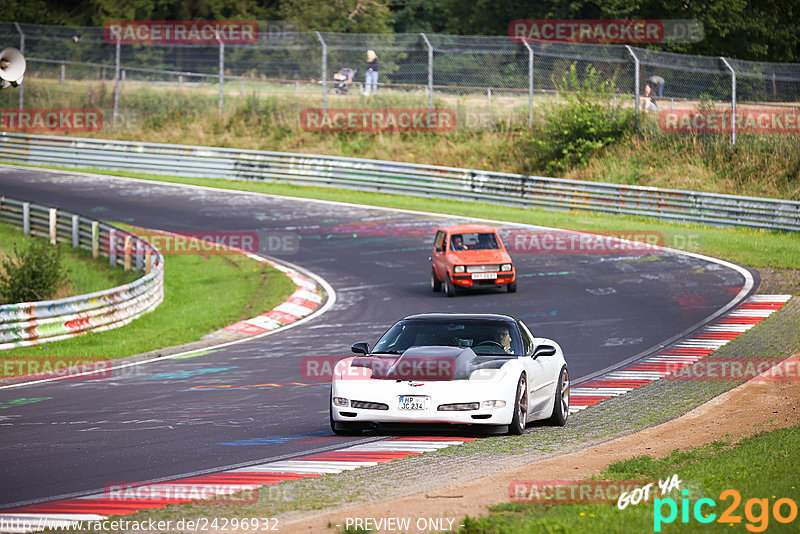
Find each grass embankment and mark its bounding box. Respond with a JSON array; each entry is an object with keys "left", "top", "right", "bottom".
[
  {"left": 2, "top": 78, "right": 799, "bottom": 200},
  {"left": 460, "top": 424, "right": 800, "bottom": 533},
  {"left": 0, "top": 224, "right": 297, "bottom": 359},
  {"left": 0, "top": 221, "right": 139, "bottom": 303}
]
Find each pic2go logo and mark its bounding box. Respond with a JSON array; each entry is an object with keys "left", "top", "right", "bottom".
[{"left": 653, "top": 489, "right": 799, "bottom": 532}]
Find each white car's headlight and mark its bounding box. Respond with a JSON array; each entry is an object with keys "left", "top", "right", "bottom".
[
  {"left": 454, "top": 265, "right": 465, "bottom": 273},
  {"left": 481, "top": 400, "right": 507, "bottom": 408},
  {"left": 501, "top": 263, "right": 512, "bottom": 272},
  {"left": 332, "top": 397, "right": 349, "bottom": 407}
]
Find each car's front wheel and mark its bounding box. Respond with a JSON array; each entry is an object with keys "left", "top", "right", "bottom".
[
  {"left": 444, "top": 274, "right": 456, "bottom": 297},
  {"left": 545, "top": 366, "right": 569, "bottom": 426},
  {"left": 508, "top": 374, "right": 528, "bottom": 435},
  {"left": 507, "top": 281, "right": 517, "bottom": 293},
  {"left": 431, "top": 268, "right": 442, "bottom": 292}
]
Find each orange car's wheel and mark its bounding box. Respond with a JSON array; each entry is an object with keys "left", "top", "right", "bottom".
[
  {"left": 507, "top": 281, "right": 517, "bottom": 293},
  {"left": 444, "top": 274, "right": 456, "bottom": 297},
  {"left": 431, "top": 268, "right": 442, "bottom": 292}
]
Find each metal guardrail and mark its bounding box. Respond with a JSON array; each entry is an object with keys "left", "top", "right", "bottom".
[
  {"left": 0, "top": 195, "right": 164, "bottom": 350},
  {"left": 1, "top": 133, "right": 799, "bottom": 232}
]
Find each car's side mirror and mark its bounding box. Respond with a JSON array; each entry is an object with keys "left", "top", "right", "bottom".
[
  {"left": 435, "top": 246, "right": 443, "bottom": 252},
  {"left": 532, "top": 344, "right": 556, "bottom": 359},
  {"left": 351, "top": 342, "right": 370, "bottom": 354}
]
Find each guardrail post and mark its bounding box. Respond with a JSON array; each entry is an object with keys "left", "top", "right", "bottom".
[
  {"left": 123, "top": 235, "right": 132, "bottom": 271},
  {"left": 625, "top": 45, "right": 640, "bottom": 133},
  {"left": 22, "top": 202, "right": 30, "bottom": 235},
  {"left": 14, "top": 22, "right": 24, "bottom": 110},
  {"left": 145, "top": 248, "right": 152, "bottom": 274},
  {"left": 49, "top": 208, "right": 57, "bottom": 245},
  {"left": 720, "top": 57, "right": 737, "bottom": 146},
  {"left": 135, "top": 240, "right": 143, "bottom": 270},
  {"left": 91, "top": 221, "right": 99, "bottom": 258},
  {"left": 113, "top": 38, "right": 121, "bottom": 125},
  {"left": 109, "top": 229, "right": 117, "bottom": 266},
  {"left": 522, "top": 39, "right": 534, "bottom": 128},
  {"left": 315, "top": 31, "right": 327, "bottom": 111},
  {"left": 71, "top": 215, "right": 79, "bottom": 248},
  {"left": 420, "top": 33, "right": 434, "bottom": 110},
  {"left": 216, "top": 31, "right": 225, "bottom": 116}
]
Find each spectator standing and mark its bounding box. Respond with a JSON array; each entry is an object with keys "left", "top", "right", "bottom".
[
  {"left": 365, "top": 49, "right": 378, "bottom": 95},
  {"left": 648, "top": 75, "right": 665, "bottom": 97}
]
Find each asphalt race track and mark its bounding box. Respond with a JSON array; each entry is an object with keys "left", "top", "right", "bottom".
[{"left": 0, "top": 167, "right": 753, "bottom": 509}]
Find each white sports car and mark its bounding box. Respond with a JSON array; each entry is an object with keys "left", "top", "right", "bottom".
[{"left": 330, "top": 313, "right": 569, "bottom": 435}]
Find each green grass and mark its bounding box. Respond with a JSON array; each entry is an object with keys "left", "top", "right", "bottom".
[
  {"left": 12, "top": 165, "right": 799, "bottom": 270},
  {"left": 0, "top": 220, "right": 139, "bottom": 303},
  {"left": 461, "top": 424, "right": 800, "bottom": 533},
  {"left": 0, "top": 224, "right": 297, "bottom": 359}
]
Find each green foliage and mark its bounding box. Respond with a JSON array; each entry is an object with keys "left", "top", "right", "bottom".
[
  {"left": 0, "top": 239, "right": 67, "bottom": 303},
  {"left": 531, "top": 63, "right": 634, "bottom": 175}
]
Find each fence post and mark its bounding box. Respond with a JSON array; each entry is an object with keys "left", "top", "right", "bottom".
[
  {"left": 145, "top": 247, "right": 152, "bottom": 274},
  {"left": 14, "top": 22, "right": 24, "bottom": 110},
  {"left": 113, "top": 38, "right": 121, "bottom": 124},
  {"left": 315, "top": 32, "right": 327, "bottom": 111},
  {"left": 22, "top": 202, "right": 30, "bottom": 235},
  {"left": 92, "top": 221, "right": 99, "bottom": 258},
  {"left": 71, "top": 214, "right": 79, "bottom": 248},
  {"left": 625, "top": 45, "right": 640, "bottom": 133},
  {"left": 109, "top": 229, "right": 117, "bottom": 266},
  {"left": 60, "top": 63, "right": 65, "bottom": 85},
  {"left": 522, "top": 39, "right": 534, "bottom": 128},
  {"left": 123, "top": 235, "right": 132, "bottom": 271},
  {"left": 720, "top": 57, "right": 737, "bottom": 146},
  {"left": 420, "top": 33, "right": 433, "bottom": 110},
  {"left": 49, "top": 208, "right": 57, "bottom": 245},
  {"left": 217, "top": 33, "right": 225, "bottom": 116},
  {"left": 135, "top": 240, "right": 143, "bottom": 270}
]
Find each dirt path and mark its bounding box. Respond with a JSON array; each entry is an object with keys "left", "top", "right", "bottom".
[{"left": 282, "top": 355, "right": 800, "bottom": 533}]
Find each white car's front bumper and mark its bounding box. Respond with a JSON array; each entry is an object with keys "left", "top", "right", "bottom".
[{"left": 331, "top": 378, "right": 516, "bottom": 426}]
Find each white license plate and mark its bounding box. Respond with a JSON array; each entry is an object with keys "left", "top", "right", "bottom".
[
  {"left": 471, "top": 272, "right": 497, "bottom": 280},
  {"left": 398, "top": 396, "right": 430, "bottom": 411}
]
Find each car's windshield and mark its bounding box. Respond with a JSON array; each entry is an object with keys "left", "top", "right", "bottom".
[
  {"left": 373, "top": 319, "right": 519, "bottom": 356},
  {"left": 450, "top": 232, "right": 500, "bottom": 251}
]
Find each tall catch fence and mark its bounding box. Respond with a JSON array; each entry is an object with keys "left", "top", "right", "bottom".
[{"left": 0, "top": 22, "right": 798, "bottom": 144}]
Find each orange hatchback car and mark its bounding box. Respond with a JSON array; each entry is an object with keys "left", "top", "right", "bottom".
[{"left": 430, "top": 224, "right": 517, "bottom": 297}]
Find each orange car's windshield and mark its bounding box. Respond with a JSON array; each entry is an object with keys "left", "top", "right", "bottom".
[{"left": 450, "top": 232, "right": 500, "bottom": 251}]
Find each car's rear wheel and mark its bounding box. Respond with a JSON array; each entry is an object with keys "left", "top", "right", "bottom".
[
  {"left": 507, "top": 281, "right": 517, "bottom": 293},
  {"left": 545, "top": 366, "right": 569, "bottom": 426},
  {"left": 330, "top": 396, "right": 363, "bottom": 436},
  {"left": 431, "top": 268, "right": 442, "bottom": 292},
  {"left": 508, "top": 374, "right": 528, "bottom": 435},
  {"left": 444, "top": 274, "right": 456, "bottom": 297}
]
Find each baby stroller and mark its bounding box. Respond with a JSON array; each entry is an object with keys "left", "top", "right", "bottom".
[{"left": 332, "top": 67, "right": 358, "bottom": 94}]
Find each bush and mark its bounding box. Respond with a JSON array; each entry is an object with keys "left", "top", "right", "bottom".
[
  {"left": 531, "top": 63, "right": 635, "bottom": 175},
  {"left": 0, "top": 239, "right": 67, "bottom": 303}
]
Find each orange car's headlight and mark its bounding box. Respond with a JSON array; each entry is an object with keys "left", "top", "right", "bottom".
[{"left": 501, "top": 263, "right": 513, "bottom": 271}]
